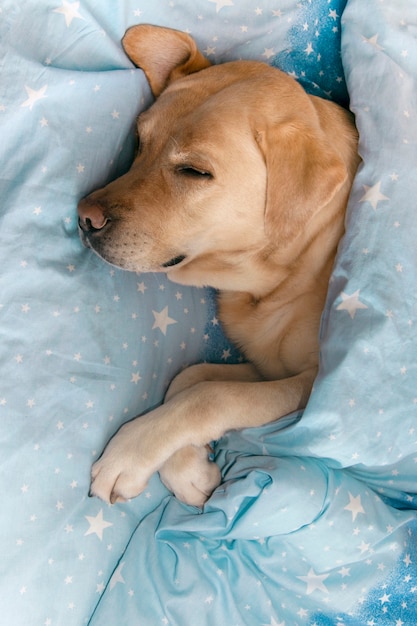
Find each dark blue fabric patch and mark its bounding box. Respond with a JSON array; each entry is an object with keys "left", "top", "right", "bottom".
[{"left": 271, "top": 0, "right": 349, "bottom": 105}]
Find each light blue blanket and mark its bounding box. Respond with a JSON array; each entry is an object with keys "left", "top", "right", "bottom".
[{"left": 1, "top": 1, "right": 416, "bottom": 624}]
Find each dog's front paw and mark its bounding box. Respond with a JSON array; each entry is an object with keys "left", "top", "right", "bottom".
[
  {"left": 89, "top": 419, "right": 158, "bottom": 504},
  {"left": 159, "top": 445, "right": 221, "bottom": 507}
]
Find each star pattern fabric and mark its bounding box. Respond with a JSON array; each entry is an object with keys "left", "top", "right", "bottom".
[
  {"left": 336, "top": 290, "right": 368, "bottom": 319},
  {"left": 1, "top": 1, "right": 417, "bottom": 625}
]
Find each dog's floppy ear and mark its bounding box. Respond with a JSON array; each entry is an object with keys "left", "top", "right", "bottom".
[
  {"left": 257, "top": 119, "right": 348, "bottom": 243},
  {"left": 122, "top": 24, "right": 211, "bottom": 97}
]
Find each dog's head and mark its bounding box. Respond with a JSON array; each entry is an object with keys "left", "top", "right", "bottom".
[{"left": 78, "top": 25, "right": 351, "bottom": 292}]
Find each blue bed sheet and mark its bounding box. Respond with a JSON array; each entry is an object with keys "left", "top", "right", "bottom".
[{"left": 1, "top": 1, "right": 417, "bottom": 624}]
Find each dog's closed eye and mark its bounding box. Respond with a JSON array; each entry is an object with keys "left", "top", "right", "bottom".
[{"left": 176, "top": 165, "right": 213, "bottom": 179}]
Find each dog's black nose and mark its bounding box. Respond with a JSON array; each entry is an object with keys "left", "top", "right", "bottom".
[{"left": 77, "top": 198, "right": 109, "bottom": 232}]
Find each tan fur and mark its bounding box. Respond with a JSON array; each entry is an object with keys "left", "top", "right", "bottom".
[{"left": 78, "top": 25, "right": 360, "bottom": 507}]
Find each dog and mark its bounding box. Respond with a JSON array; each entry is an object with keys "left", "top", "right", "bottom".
[{"left": 78, "top": 24, "right": 360, "bottom": 507}]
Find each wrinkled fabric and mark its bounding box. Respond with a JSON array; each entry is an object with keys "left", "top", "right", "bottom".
[{"left": 1, "top": 1, "right": 416, "bottom": 625}]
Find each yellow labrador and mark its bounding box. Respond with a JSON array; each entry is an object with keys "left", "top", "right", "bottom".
[{"left": 78, "top": 25, "right": 360, "bottom": 507}]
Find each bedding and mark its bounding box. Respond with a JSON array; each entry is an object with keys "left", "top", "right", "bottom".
[{"left": 1, "top": 0, "right": 416, "bottom": 624}]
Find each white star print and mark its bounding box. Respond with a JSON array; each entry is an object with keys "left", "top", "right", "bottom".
[
  {"left": 360, "top": 181, "right": 389, "bottom": 210},
  {"left": 53, "top": 0, "right": 84, "bottom": 27},
  {"left": 344, "top": 493, "right": 365, "bottom": 521},
  {"left": 131, "top": 371, "right": 142, "bottom": 384},
  {"left": 358, "top": 540, "right": 370, "bottom": 554},
  {"left": 362, "top": 34, "right": 385, "bottom": 51},
  {"left": 338, "top": 566, "right": 351, "bottom": 577},
  {"left": 305, "top": 42, "right": 314, "bottom": 55},
  {"left": 109, "top": 562, "right": 126, "bottom": 589},
  {"left": 336, "top": 290, "right": 368, "bottom": 319},
  {"left": 96, "top": 581, "right": 105, "bottom": 594},
  {"left": 262, "top": 48, "right": 275, "bottom": 59},
  {"left": 379, "top": 592, "right": 390, "bottom": 604},
  {"left": 84, "top": 509, "right": 113, "bottom": 540},
  {"left": 208, "top": 0, "right": 234, "bottom": 13},
  {"left": 297, "top": 567, "right": 329, "bottom": 595},
  {"left": 21, "top": 85, "right": 48, "bottom": 110},
  {"left": 152, "top": 306, "right": 177, "bottom": 335}
]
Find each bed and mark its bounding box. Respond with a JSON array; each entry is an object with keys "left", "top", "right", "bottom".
[{"left": 1, "top": 0, "right": 417, "bottom": 624}]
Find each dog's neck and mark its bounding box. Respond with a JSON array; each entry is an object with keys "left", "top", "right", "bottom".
[
  {"left": 168, "top": 199, "right": 344, "bottom": 300},
  {"left": 218, "top": 189, "right": 346, "bottom": 301}
]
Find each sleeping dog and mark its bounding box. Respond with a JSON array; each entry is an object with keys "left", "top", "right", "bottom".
[{"left": 78, "top": 24, "right": 360, "bottom": 507}]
